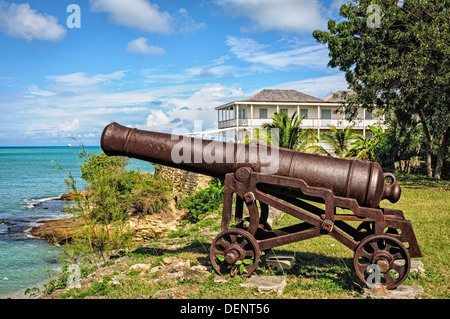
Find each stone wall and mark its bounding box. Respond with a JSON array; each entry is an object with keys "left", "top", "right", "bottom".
[{"left": 158, "top": 165, "right": 212, "bottom": 195}]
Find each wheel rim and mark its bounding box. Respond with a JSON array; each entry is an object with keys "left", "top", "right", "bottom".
[
  {"left": 210, "top": 228, "right": 260, "bottom": 277},
  {"left": 354, "top": 234, "right": 411, "bottom": 289}
]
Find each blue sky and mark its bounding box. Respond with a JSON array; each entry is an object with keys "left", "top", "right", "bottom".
[{"left": 0, "top": 0, "right": 348, "bottom": 146}]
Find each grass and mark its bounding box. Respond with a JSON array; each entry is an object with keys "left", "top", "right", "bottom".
[{"left": 47, "top": 178, "right": 449, "bottom": 299}]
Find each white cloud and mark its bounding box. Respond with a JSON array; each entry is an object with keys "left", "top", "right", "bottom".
[
  {"left": 0, "top": 2, "right": 66, "bottom": 41},
  {"left": 90, "top": 0, "right": 204, "bottom": 35},
  {"left": 146, "top": 109, "right": 171, "bottom": 129},
  {"left": 58, "top": 118, "right": 80, "bottom": 133},
  {"left": 90, "top": 0, "right": 172, "bottom": 33},
  {"left": 173, "top": 8, "right": 206, "bottom": 34},
  {"left": 146, "top": 84, "right": 246, "bottom": 132},
  {"left": 46, "top": 71, "right": 127, "bottom": 89},
  {"left": 126, "top": 37, "right": 166, "bottom": 56},
  {"left": 27, "top": 85, "right": 56, "bottom": 97},
  {"left": 216, "top": 0, "right": 326, "bottom": 34},
  {"left": 226, "top": 36, "right": 329, "bottom": 70}
]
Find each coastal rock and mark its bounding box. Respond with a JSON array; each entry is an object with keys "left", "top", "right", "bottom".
[
  {"left": 30, "top": 217, "right": 82, "bottom": 244},
  {"left": 59, "top": 190, "right": 90, "bottom": 201}
]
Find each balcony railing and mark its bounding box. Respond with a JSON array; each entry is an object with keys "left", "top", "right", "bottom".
[{"left": 218, "top": 118, "right": 383, "bottom": 130}]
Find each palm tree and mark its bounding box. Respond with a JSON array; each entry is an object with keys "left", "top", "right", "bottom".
[
  {"left": 348, "top": 125, "right": 385, "bottom": 160},
  {"left": 314, "top": 125, "right": 357, "bottom": 158},
  {"left": 258, "top": 111, "right": 316, "bottom": 151}
]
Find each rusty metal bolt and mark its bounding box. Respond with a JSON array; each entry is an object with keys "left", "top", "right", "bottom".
[
  {"left": 235, "top": 167, "right": 252, "bottom": 183},
  {"left": 321, "top": 219, "right": 334, "bottom": 232},
  {"left": 244, "top": 192, "right": 256, "bottom": 204}
]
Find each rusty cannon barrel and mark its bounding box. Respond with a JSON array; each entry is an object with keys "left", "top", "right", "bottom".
[{"left": 101, "top": 122, "right": 401, "bottom": 208}]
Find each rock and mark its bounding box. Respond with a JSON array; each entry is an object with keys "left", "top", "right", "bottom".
[
  {"left": 181, "top": 269, "right": 210, "bottom": 282},
  {"left": 152, "top": 289, "right": 176, "bottom": 299},
  {"left": 30, "top": 217, "right": 82, "bottom": 244},
  {"left": 162, "top": 256, "right": 180, "bottom": 264},
  {"left": 110, "top": 274, "right": 128, "bottom": 285},
  {"left": 130, "top": 263, "right": 153, "bottom": 271},
  {"left": 363, "top": 285, "right": 424, "bottom": 299},
  {"left": 265, "top": 254, "right": 295, "bottom": 271},
  {"left": 168, "top": 260, "right": 191, "bottom": 272},
  {"left": 150, "top": 266, "right": 164, "bottom": 273},
  {"left": 410, "top": 260, "right": 426, "bottom": 276},
  {"left": 59, "top": 190, "right": 89, "bottom": 201},
  {"left": 240, "top": 276, "right": 287, "bottom": 295},
  {"left": 214, "top": 277, "right": 229, "bottom": 283}
]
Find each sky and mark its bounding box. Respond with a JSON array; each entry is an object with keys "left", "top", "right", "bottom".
[{"left": 0, "top": 0, "right": 349, "bottom": 146}]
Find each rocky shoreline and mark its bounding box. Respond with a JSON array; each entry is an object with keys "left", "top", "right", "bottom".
[
  {"left": 30, "top": 191, "right": 187, "bottom": 246},
  {"left": 30, "top": 217, "right": 82, "bottom": 245}
]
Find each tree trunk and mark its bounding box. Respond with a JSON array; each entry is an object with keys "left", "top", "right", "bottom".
[
  {"left": 418, "top": 111, "right": 434, "bottom": 178},
  {"left": 434, "top": 127, "right": 448, "bottom": 180}
]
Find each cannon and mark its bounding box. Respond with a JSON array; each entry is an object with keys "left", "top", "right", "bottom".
[{"left": 101, "top": 122, "right": 422, "bottom": 289}]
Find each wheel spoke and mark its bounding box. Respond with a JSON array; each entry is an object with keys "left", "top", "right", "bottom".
[
  {"left": 384, "top": 270, "right": 396, "bottom": 286},
  {"left": 244, "top": 249, "right": 255, "bottom": 259},
  {"left": 392, "top": 262, "right": 406, "bottom": 278},
  {"left": 365, "top": 241, "right": 378, "bottom": 254},
  {"left": 216, "top": 237, "right": 228, "bottom": 249},
  {"left": 359, "top": 249, "right": 373, "bottom": 261},
  {"left": 212, "top": 247, "right": 225, "bottom": 257}
]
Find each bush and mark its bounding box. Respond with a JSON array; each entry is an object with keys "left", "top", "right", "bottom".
[
  {"left": 128, "top": 173, "right": 173, "bottom": 216},
  {"left": 62, "top": 150, "right": 174, "bottom": 266},
  {"left": 179, "top": 178, "right": 224, "bottom": 223}
]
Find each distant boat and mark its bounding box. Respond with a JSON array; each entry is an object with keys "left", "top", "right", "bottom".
[{"left": 67, "top": 143, "right": 82, "bottom": 148}]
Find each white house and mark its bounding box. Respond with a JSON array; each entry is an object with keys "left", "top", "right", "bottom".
[{"left": 211, "top": 89, "right": 385, "bottom": 142}]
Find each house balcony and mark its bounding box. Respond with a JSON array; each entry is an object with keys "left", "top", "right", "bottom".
[{"left": 218, "top": 118, "right": 383, "bottom": 131}]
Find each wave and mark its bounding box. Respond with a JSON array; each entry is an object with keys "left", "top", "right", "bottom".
[{"left": 21, "top": 196, "right": 62, "bottom": 209}]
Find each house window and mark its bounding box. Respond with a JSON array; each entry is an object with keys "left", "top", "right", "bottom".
[
  {"left": 300, "top": 109, "right": 308, "bottom": 119},
  {"left": 365, "top": 110, "right": 372, "bottom": 120},
  {"left": 280, "top": 109, "right": 288, "bottom": 116},
  {"left": 259, "top": 108, "right": 268, "bottom": 119},
  {"left": 321, "top": 109, "right": 332, "bottom": 119},
  {"left": 238, "top": 109, "right": 246, "bottom": 119}
]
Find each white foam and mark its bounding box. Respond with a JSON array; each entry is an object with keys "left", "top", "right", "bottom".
[{"left": 21, "top": 196, "right": 61, "bottom": 209}]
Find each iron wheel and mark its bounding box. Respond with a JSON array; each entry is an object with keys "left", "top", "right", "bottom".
[{"left": 354, "top": 234, "right": 411, "bottom": 289}]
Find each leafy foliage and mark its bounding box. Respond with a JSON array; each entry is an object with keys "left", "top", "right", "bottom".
[
  {"left": 314, "top": 125, "right": 358, "bottom": 158},
  {"left": 261, "top": 111, "right": 316, "bottom": 151},
  {"left": 348, "top": 125, "right": 385, "bottom": 160},
  {"left": 178, "top": 178, "right": 224, "bottom": 223},
  {"left": 62, "top": 150, "right": 173, "bottom": 266},
  {"left": 313, "top": 0, "right": 449, "bottom": 178}
]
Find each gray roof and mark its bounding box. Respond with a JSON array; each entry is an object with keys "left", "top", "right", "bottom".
[
  {"left": 322, "top": 90, "right": 355, "bottom": 103},
  {"left": 241, "top": 89, "right": 323, "bottom": 103}
]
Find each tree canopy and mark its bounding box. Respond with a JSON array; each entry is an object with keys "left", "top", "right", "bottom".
[{"left": 313, "top": 0, "right": 449, "bottom": 179}]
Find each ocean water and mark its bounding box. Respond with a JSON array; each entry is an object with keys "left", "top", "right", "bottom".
[{"left": 0, "top": 146, "right": 154, "bottom": 298}]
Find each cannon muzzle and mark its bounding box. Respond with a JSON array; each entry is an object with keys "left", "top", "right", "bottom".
[{"left": 101, "top": 122, "right": 401, "bottom": 208}]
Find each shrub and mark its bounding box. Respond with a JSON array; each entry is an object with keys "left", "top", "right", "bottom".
[
  {"left": 179, "top": 178, "right": 224, "bottom": 223},
  {"left": 62, "top": 150, "right": 174, "bottom": 266}
]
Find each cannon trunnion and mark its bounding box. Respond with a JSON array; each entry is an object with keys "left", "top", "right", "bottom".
[{"left": 101, "top": 122, "right": 422, "bottom": 289}]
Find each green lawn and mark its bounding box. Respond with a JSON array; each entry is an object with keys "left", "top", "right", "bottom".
[
  {"left": 50, "top": 179, "right": 449, "bottom": 299},
  {"left": 269, "top": 180, "right": 449, "bottom": 298}
]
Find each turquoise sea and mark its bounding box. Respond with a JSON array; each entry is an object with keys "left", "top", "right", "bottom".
[{"left": 0, "top": 146, "right": 153, "bottom": 298}]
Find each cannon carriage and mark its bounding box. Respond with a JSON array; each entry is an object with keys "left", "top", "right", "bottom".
[{"left": 101, "top": 122, "right": 422, "bottom": 289}]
